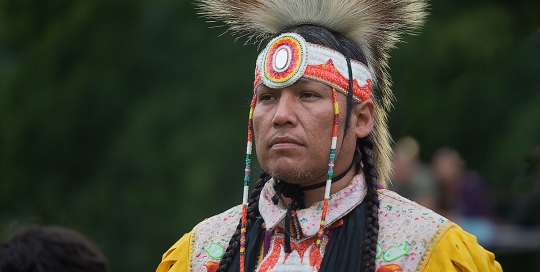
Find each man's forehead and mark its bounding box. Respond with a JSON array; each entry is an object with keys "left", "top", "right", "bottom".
[{"left": 256, "top": 77, "right": 330, "bottom": 91}]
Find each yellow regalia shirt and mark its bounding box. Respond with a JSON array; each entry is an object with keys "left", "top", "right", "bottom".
[
  {"left": 156, "top": 188, "right": 502, "bottom": 272},
  {"left": 420, "top": 224, "right": 502, "bottom": 271},
  {"left": 156, "top": 226, "right": 502, "bottom": 272},
  {"left": 157, "top": 232, "right": 192, "bottom": 272}
]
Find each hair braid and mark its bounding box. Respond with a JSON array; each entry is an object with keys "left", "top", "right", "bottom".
[
  {"left": 358, "top": 135, "right": 380, "bottom": 272},
  {"left": 216, "top": 172, "right": 270, "bottom": 272}
]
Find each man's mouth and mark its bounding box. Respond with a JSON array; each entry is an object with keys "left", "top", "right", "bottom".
[{"left": 269, "top": 136, "right": 303, "bottom": 148}]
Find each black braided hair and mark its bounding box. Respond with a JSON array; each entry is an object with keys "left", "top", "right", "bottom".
[
  {"left": 216, "top": 172, "right": 271, "bottom": 272},
  {"left": 358, "top": 135, "right": 380, "bottom": 272}
]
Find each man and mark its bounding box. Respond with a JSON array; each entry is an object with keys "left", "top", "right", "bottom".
[{"left": 157, "top": 0, "right": 502, "bottom": 271}]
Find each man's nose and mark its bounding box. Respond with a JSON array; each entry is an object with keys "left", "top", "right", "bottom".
[{"left": 272, "top": 93, "right": 298, "bottom": 127}]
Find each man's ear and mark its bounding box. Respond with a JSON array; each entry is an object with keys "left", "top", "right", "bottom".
[{"left": 354, "top": 100, "right": 374, "bottom": 138}]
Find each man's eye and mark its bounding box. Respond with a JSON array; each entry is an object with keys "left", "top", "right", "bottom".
[
  {"left": 259, "top": 94, "right": 275, "bottom": 101},
  {"left": 301, "top": 92, "right": 319, "bottom": 98}
]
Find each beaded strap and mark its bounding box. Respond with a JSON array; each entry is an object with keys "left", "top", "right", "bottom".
[
  {"left": 316, "top": 89, "right": 340, "bottom": 246},
  {"left": 240, "top": 95, "right": 257, "bottom": 272}
]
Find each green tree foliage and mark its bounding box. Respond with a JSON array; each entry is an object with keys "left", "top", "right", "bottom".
[
  {"left": 0, "top": 0, "right": 538, "bottom": 271},
  {"left": 390, "top": 1, "right": 540, "bottom": 186}
]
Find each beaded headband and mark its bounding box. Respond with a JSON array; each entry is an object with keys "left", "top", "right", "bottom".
[{"left": 253, "top": 33, "right": 372, "bottom": 101}]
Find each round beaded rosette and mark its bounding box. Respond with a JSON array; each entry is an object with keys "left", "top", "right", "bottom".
[{"left": 258, "top": 33, "right": 308, "bottom": 89}]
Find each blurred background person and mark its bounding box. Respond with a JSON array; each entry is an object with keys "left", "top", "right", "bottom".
[
  {"left": 431, "top": 147, "right": 495, "bottom": 220},
  {"left": 431, "top": 147, "right": 496, "bottom": 245},
  {"left": 0, "top": 225, "right": 109, "bottom": 272},
  {"left": 388, "top": 136, "right": 437, "bottom": 209}
]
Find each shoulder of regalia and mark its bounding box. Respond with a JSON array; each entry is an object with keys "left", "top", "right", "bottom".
[
  {"left": 375, "top": 189, "right": 454, "bottom": 271},
  {"left": 189, "top": 204, "right": 242, "bottom": 272}
]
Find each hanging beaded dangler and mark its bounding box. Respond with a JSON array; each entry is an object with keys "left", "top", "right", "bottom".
[
  {"left": 239, "top": 95, "right": 256, "bottom": 272},
  {"left": 316, "top": 89, "right": 340, "bottom": 246}
]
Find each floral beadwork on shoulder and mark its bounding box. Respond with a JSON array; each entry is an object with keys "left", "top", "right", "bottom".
[
  {"left": 191, "top": 205, "right": 243, "bottom": 272},
  {"left": 376, "top": 190, "right": 450, "bottom": 271}
]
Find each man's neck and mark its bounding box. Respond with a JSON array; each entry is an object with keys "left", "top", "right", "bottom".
[{"left": 281, "top": 167, "right": 358, "bottom": 207}]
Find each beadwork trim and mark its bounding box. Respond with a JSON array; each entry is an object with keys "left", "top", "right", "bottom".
[
  {"left": 190, "top": 225, "right": 198, "bottom": 272},
  {"left": 255, "top": 32, "right": 372, "bottom": 101},
  {"left": 415, "top": 222, "right": 454, "bottom": 271}
]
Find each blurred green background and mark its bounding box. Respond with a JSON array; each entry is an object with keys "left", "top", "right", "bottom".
[{"left": 0, "top": 0, "right": 538, "bottom": 271}]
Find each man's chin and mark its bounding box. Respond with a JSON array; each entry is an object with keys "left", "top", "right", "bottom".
[{"left": 268, "top": 168, "right": 321, "bottom": 185}]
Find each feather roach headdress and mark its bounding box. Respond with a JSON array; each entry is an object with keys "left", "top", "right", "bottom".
[{"left": 196, "top": 0, "right": 427, "bottom": 187}]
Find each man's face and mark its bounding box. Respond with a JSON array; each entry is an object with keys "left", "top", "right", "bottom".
[{"left": 253, "top": 78, "right": 358, "bottom": 185}]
